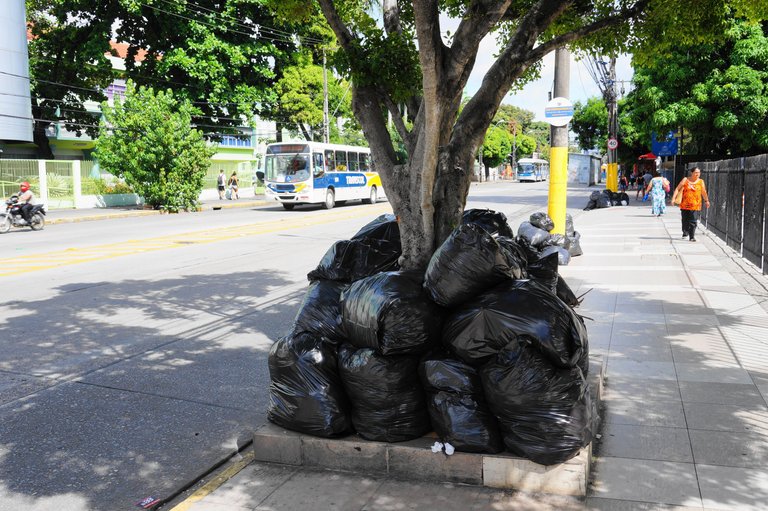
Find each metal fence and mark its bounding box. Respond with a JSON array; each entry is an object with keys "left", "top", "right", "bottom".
[{"left": 692, "top": 154, "right": 768, "bottom": 274}]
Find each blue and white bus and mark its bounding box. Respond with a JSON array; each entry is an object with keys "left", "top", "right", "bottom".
[
  {"left": 517, "top": 157, "right": 550, "bottom": 182},
  {"left": 261, "top": 142, "right": 385, "bottom": 210}
]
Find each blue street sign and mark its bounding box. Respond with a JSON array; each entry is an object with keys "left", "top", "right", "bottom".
[{"left": 651, "top": 131, "right": 678, "bottom": 156}]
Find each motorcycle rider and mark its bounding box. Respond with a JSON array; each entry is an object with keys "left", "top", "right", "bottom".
[{"left": 15, "top": 182, "right": 35, "bottom": 225}]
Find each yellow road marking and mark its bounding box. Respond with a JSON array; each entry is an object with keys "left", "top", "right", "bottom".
[
  {"left": 169, "top": 450, "right": 255, "bottom": 511},
  {"left": 0, "top": 204, "right": 391, "bottom": 277}
]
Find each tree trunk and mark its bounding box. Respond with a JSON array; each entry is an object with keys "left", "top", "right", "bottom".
[
  {"left": 33, "top": 122, "right": 55, "bottom": 160},
  {"left": 275, "top": 121, "right": 284, "bottom": 142}
]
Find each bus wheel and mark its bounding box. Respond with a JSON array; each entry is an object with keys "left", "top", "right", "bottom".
[
  {"left": 282, "top": 203, "right": 295, "bottom": 211},
  {"left": 364, "top": 186, "right": 377, "bottom": 204},
  {"left": 323, "top": 189, "right": 335, "bottom": 209}
]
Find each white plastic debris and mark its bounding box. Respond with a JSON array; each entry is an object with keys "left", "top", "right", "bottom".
[
  {"left": 444, "top": 443, "right": 455, "bottom": 456},
  {"left": 431, "top": 441, "right": 444, "bottom": 453}
]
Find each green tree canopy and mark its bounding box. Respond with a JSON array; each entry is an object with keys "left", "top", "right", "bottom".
[
  {"left": 299, "top": 0, "right": 767, "bottom": 269},
  {"left": 626, "top": 19, "right": 768, "bottom": 155},
  {"left": 95, "top": 83, "right": 215, "bottom": 212}
]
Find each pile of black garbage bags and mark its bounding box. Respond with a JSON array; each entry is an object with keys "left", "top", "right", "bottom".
[
  {"left": 584, "top": 189, "right": 629, "bottom": 210},
  {"left": 267, "top": 209, "right": 595, "bottom": 466},
  {"left": 516, "top": 211, "right": 583, "bottom": 266}
]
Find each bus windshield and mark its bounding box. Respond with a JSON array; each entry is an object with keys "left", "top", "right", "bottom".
[
  {"left": 518, "top": 163, "right": 536, "bottom": 174},
  {"left": 264, "top": 153, "right": 311, "bottom": 183}
]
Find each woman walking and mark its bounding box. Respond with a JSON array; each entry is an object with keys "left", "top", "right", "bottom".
[
  {"left": 672, "top": 167, "right": 710, "bottom": 242},
  {"left": 645, "top": 170, "right": 669, "bottom": 217}
]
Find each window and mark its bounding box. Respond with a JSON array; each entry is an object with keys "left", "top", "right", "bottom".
[
  {"left": 360, "top": 153, "right": 372, "bottom": 171},
  {"left": 348, "top": 152, "right": 359, "bottom": 171},
  {"left": 313, "top": 152, "right": 325, "bottom": 177},
  {"left": 335, "top": 151, "right": 347, "bottom": 171},
  {"left": 325, "top": 149, "right": 336, "bottom": 172}
]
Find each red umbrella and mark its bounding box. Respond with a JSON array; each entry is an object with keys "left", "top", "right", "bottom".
[{"left": 638, "top": 152, "right": 657, "bottom": 160}]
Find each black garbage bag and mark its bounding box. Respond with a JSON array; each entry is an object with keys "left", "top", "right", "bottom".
[
  {"left": 568, "top": 231, "right": 583, "bottom": 257},
  {"left": 556, "top": 275, "right": 580, "bottom": 308},
  {"left": 481, "top": 341, "right": 594, "bottom": 465},
  {"left": 542, "top": 233, "right": 568, "bottom": 248},
  {"left": 307, "top": 238, "right": 400, "bottom": 283},
  {"left": 596, "top": 195, "right": 611, "bottom": 208},
  {"left": 517, "top": 221, "right": 551, "bottom": 248},
  {"left": 618, "top": 192, "right": 630, "bottom": 206},
  {"left": 443, "top": 279, "right": 589, "bottom": 370},
  {"left": 338, "top": 345, "right": 431, "bottom": 442},
  {"left": 565, "top": 213, "right": 575, "bottom": 237},
  {"left": 540, "top": 245, "right": 571, "bottom": 266},
  {"left": 341, "top": 271, "right": 442, "bottom": 356},
  {"left": 496, "top": 237, "right": 528, "bottom": 280},
  {"left": 527, "top": 251, "right": 559, "bottom": 293},
  {"left": 267, "top": 332, "right": 352, "bottom": 437},
  {"left": 420, "top": 351, "right": 504, "bottom": 453},
  {"left": 352, "top": 214, "right": 401, "bottom": 245},
  {"left": 583, "top": 198, "right": 597, "bottom": 211},
  {"left": 462, "top": 209, "right": 514, "bottom": 237},
  {"left": 424, "top": 223, "right": 515, "bottom": 307},
  {"left": 529, "top": 212, "right": 555, "bottom": 232},
  {"left": 292, "top": 280, "right": 348, "bottom": 342}
]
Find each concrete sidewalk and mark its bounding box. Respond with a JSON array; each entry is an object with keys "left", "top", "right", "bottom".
[
  {"left": 44, "top": 196, "right": 270, "bottom": 225},
  {"left": 163, "top": 197, "right": 768, "bottom": 511}
]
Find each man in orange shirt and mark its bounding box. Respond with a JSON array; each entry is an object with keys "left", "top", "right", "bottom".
[{"left": 672, "top": 167, "right": 710, "bottom": 242}]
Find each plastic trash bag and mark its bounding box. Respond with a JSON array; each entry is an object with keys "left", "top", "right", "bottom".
[
  {"left": 481, "top": 341, "right": 594, "bottom": 465},
  {"left": 307, "top": 238, "right": 400, "bottom": 283},
  {"left": 567, "top": 231, "right": 583, "bottom": 257},
  {"left": 565, "top": 213, "right": 575, "bottom": 237},
  {"left": 618, "top": 192, "right": 630, "bottom": 205},
  {"left": 517, "top": 221, "right": 551, "bottom": 248},
  {"left": 556, "top": 275, "right": 580, "bottom": 308},
  {"left": 596, "top": 195, "right": 611, "bottom": 208},
  {"left": 443, "top": 279, "right": 589, "bottom": 370},
  {"left": 341, "top": 271, "right": 442, "bottom": 356},
  {"left": 529, "top": 212, "right": 555, "bottom": 232},
  {"left": 496, "top": 237, "right": 528, "bottom": 280},
  {"left": 420, "top": 351, "right": 504, "bottom": 453},
  {"left": 527, "top": 251, "right": 559, "bottom": 293},
  {"left": 352, "top": 214, "right": 401, "bottom": 245},
  {"left": 462, "top": 209, "right": 514, "bottom": 237},
  {"left": 543, "top": 233, "right": 568, "bottom": 248},
  {"left": 540, "top": 245, "right": 571, "bottom": 266},
  {"left": 292, "top": 280, "right": 348, "bottom": 342},
  {"left": 338, "top": 345, "right": 431, "bottom": 442},
  {"left": 267, "top": 332, "right": 352, "bottom": 437},
  {"left": 424, "top": 223, "right": 515, "bottom": 307}
]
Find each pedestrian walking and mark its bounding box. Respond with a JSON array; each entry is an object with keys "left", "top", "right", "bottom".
[
  {"left": 217, "top": 169, "right": 226, "bottom": 200},
  {"left": 619, "top": 174, "right": 629, "bottom": 192},
  {"left": 672, "top": 167, "right": 710, "bottom": 242},
  {"left": 645, "top": 170, "right": 669, "bottom": 217},
  {"left": 228, "top": 172, "right": 239, "bottom": 200}
]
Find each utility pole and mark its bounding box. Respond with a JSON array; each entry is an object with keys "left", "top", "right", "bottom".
[
  {"left": 547, "top": 47, "right": 570, "bottom": 235},
  {"left": 322, "top": 50, "right": 330, "bottom": 144},
  {"left": 606, "top": 57, "right": 618, "bottom": 192}
]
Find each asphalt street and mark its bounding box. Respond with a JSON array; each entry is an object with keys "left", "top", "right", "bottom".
[{"left": 0, "top": 180, "right": 579, "bottom": 511}]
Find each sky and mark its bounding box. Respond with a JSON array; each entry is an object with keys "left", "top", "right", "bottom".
[{"left": 460, "top": 31, "right": 634, "bottom": 122}]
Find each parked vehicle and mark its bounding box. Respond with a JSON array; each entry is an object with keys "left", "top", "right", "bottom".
[
  {"left": 262, "top": 142, "right": 385, "bottom": 210},
  {"left": 0, "top": 196, "right": 46, "bottom": 233},
  {"left": 517, "top": 158, "right": 550, "bottom": 182}
]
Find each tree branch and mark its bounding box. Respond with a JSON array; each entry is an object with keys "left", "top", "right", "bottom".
[
  {"left": 380, "top": 90, "right": 411, "bottom": 148},
  {"left": 316, "top": 0, "right": 357, "bottom": 51},
  {"left": 449, "top": 0, "right": 512, "bottom": 75},
  {"left": 382, "top": 0, "right": 402, "bottom": 36}
]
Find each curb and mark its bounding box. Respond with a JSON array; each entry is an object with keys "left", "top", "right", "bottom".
[{"left": 45, "top": 199, "right": 271, "bottom": 225}]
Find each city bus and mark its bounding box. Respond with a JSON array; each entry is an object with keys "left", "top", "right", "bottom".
[
  {"left": 517, "top": 157, "right": 550, "bottom": 182},
  {"left": 261, "top": 142, "right": 384, "bottom": 210}
]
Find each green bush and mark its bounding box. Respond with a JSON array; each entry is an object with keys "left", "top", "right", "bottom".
[{"left": 95, "top": 83, "right": 215, "bottom": 212}]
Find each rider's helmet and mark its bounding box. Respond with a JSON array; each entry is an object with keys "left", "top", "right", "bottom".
[{"left": 19, "top": 182, "right": 30, "bottom": 192}]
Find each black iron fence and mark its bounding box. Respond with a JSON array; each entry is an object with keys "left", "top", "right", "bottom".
[{"left": 690, "top": 155, "right": 768, "bottom": 274}]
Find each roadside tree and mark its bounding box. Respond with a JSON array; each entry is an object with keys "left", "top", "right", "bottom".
[
  {"left": 302, "top": 0, "right": 767, "bottom": 269},
  {"left": 626, "top": 19, "right": 768, "bottom": 155},
  {"left": 95, "top": 84, "right": 215, "bottom": 212}
]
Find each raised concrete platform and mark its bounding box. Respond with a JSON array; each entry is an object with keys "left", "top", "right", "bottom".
[{"left": 253, "top": 354, "right": 604, "bottom": 497}]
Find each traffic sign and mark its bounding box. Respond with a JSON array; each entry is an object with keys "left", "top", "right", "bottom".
[
  {"left": 607, "top": 137, "right": 619, "bottom": 150},
  {"left": 544, "top": 97, "right": 574, "bottom": 127}
]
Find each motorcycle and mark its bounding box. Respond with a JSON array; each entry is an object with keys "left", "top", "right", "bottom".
[{"left": 0, "top": 195, "right": 46, "bottom": 233}]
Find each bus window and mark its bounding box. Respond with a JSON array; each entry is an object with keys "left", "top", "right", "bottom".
[
  {"left": 348, "top": 152, "right": 359, "bottom": 171},
  {"left": 325, "top": 149, "right": 335, "bottom": 172},
  {"left": 336, "top": 151, "right": 347, "bottom": 171},
  {"left": 313, "top": 153, "right": 325, "bottom": 177},
  {"left": 360, "top": 153, "right": 371, "bottom": 171}
]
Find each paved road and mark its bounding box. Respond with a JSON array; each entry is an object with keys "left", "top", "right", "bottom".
[{"left": 0, "top": 180, "right": 588, "bottom": 511}]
